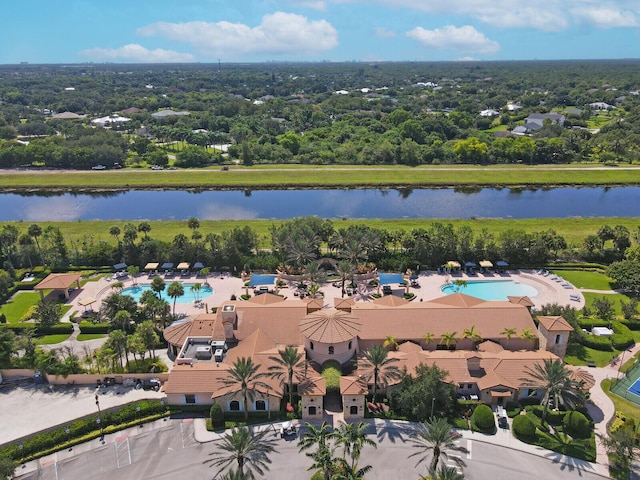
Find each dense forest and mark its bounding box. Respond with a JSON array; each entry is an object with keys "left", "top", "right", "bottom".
[{"left": 0, "top": 60, "right": 639, "bottom": 168}]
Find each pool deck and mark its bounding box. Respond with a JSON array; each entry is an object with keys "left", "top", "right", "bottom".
[{"left": 68, "top": 268, "right": 583, "bottom": 321}]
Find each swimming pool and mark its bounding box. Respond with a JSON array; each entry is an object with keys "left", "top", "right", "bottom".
[
  {"left": 121, "top": 283, "right": 213, "bottom": 303},
  {"left": 248, "top": 274, "right": 277, "bottom": 287},
  {"left": 378, "top": 273, "right": 405, "bottom": 285},
  {"left": 441, "top": 280, "right": 539, "bottom": 301}
]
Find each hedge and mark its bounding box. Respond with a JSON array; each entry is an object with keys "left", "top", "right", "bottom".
[
  {"left": 210, "top": 404, "right": 224, "bottom": 429},
  {"left": 79, "top": 321, "right": 111, "bottom": 334},
  {"left": 0, "top": 323, "right": 37, "bottom": 333},
  {"left": 611, "top": 321, "right": 635, "bottom": 350},
  {"left": 527, "top": 405, "right": 566, "bottom": 425},
  {"left": 321, "top": 360, "right": 342, "bottom": 394},
  {"left": 579, "top": 335, "right": 613, "bottom": 351},
  {"left": 563, "top": 411, "right": 591, "bottom": 438},
  {"left": 622, "top": 320, "right": 640, "bottom": 331},
  {"left": 35, "top": 323, "right": 73, "bottom": 335},
  {"left": 470, "top": 404, "right": 495, "bottom": 433},
  {"left": 512, "top": 414, "right": 536, "bottom": 439},
  {"left": 577, "top": 319, "right": 610, "bottom": 329}
]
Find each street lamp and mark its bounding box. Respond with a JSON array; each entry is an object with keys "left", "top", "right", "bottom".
[
  {"left": 617, "top": 348, "right": 628, "bottom": 381},
  {"left": 65, "top": 427, "right": 72, "bottom": 451},
  {"left": 18, "top": 443, "right": 24, "bottom": 468},
  {"left": 136, "top": 404, "right": 142, "bottom": 428},
  {"left": 96, "top": 417, "right": 104, "bottom": 443},
  {"left": 431, "top": 397, "right": 436, "bottom": 419}
]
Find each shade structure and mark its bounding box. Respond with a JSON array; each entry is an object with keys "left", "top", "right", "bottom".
[
  {"left": 479, "top": 260, "right": 493, "bottom": 268},
  {"left": 177, "top": 262, "right": 190, "bottom": 270},
  {"left": 490, "top": 390, "right": 512, "bottom": 397},
  {"left": 192, "top": 262, "right": 204, "bottom": 270},
  {"left": 113, "top": 262, "right": 127, "bottom": 270},
  {"left": 464, "top": 261, "right": 477, "bottom": 268},
  {"left": 495, "top": 260, "right": 509, "bottom": 268},
  {"left": 446, "top": 261, "right": 461, "bottom": 268},
  {"left": 160, "top": 262, "right": 174, "bottom": 270},
  {"left": 78, "top": 297, "right": 96, "bottom": 307},
  {"left": 144, "top": 262, "right": 159, "bottom": 271}
]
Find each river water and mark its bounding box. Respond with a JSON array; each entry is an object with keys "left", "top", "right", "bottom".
[{"left": 0, "top": 187, "right": 638, "bottom": 221}]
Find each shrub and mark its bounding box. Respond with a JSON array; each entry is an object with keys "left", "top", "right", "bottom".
[
  {"left": 512, "top": 415, "right": 536, "bottom": 440},
  {"left": 321, "top": 360, "right": 342, "bottom": 393},
  {"left": 579, "top": 335, "right": 613, "bottom": 351},
  {"left": 210, "top": 404, "right": 224, "bottom": 429},
  {"left": 563, "top": 411, "right": 591, "bottom": 438},
  {"left": 470, "top": 404, "right": 495, "bottom": 433},
  {"left": 35, "top": 323, "right": 73, "bottom": 336},
  {"left": 79, "top": 322, "right": 111, "bottom": 334},
  {"left": 611, "top": 321, "right": 635, "bottom": 350},
  {"left": 577, "top": 319, "right": 609, "bottom": 329}
]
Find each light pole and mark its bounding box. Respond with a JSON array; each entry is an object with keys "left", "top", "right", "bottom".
[
  {"left": 96, "top": 418, "right": 103, "bottom": 443},
  {"left": 617, "top": 348, "right": 628, "bottom": 381},
  {"left": 136, "top": 404, "right": 142, "bottom": 428},
  {"left": 65, "top": 427, "right": 72, "bottom": 451},
  {"left": 431, "top": 397, "right": 436, "bottom": 419},
  {"left": 18, "top": 443, "right": 23, "bottom": 468}
]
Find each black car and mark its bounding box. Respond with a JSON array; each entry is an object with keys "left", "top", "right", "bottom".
[
  {"left": 498, "top": 416, "right": 509, "bottom": 429},
  {"left": 136, "top": 378, "right": 161, "bottom": 391}
]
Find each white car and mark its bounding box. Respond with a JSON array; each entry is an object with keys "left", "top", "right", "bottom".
[
  {"left": 150, "top": 165, "right": 164, "bottom": 170},
  {"left": 92, "top": 165, "right": 106, "bottom": 170}
]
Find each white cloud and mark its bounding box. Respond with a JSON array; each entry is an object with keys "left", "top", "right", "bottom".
[
  {"left": 287, "top": 0, "right": 328, "bottom": 10},
  {"left": 570, "top": 6, "right": 638, "bottom": 28},
  {"left": 375, "top": 27, "right": 396, "bottom": 37},
  {"left": 407, "top": 25, "right": 499, "bottom": 55},
  {"left": 137, "top": 12, "right": 338, "bottom": 58},
  {"left": 79, "top": 44, "right": 195, "bottom": 63}
]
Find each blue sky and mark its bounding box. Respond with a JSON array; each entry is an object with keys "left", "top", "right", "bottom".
[{"left": 2, "top": 0, "right": 640, "bottom": 64}]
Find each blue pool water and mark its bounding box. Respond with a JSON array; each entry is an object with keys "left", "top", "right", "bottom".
[
  {"left": 121, "top": 283, "right": 213, "bottom": 303},
  {"left": 441, "top": 280, "right": 539, "bottom": 301},
  {"left": 378, "top": 273, "right": 405, "bottom": 285},
  {"left": 629, "top": 378, "right": 640, "bottom": 397},
  {"left": 248, "top": 274, "right": 276, "bottom": 287}
]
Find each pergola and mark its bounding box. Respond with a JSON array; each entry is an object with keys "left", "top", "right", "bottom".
[
  {"left": 144, "top": 262, "right": 159, "bottom": 271},
  {"left": 34, "top": 273, "right": 82, "bottom": 300},
  {"left": 78, "top": 296, "right": 97, "bottom": 312},
  {"left": 177, "top": 262, "right": 190, "bottom": 271}
]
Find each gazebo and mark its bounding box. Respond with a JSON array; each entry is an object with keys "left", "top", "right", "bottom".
[
  {"left": 144, "top": 262, "right": 159, "bottom": 278},
  {"left": 78, "top": 296, "right": 97, "bottom": 313},
  {"left": 35, "top": 273, "right": 82, "bottom": 300}
]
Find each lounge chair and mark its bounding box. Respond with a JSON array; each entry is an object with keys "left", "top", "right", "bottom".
[{"left": 570, "top": 294, "right": 580, "bottom": 302}]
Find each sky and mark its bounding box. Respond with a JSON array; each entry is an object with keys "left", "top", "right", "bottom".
[{"left": 2, "top": 0, "right": 640, "bottom": 64}]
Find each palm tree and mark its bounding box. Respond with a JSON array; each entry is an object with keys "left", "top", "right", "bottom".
[
  {"left": 267, "top": 346, "right": 305, "bottom": 407},
  {"left": 520, "top": 358, "right": 585, "bottom": 422},
  {"left": 519, "top": 328, "right": 538, "bottom": 348},
  {"left": 361, "top": 345, "right": 401, "bottom": 401},
  {"left": 151, "top": 276, "right": 166, "bottom": 299},
  {"left": 217, "top": 468, "right": 250, "bottom": 480},
  {"left": 127, "top": 265, "right": 140, "bottom": 285},
  {"left": 222, "top": 357, "right": 270, "bottom": 422},
  {"left": 190, "top": 282, "right": 202, "bottom": 303},
  {"left": 331, "top": 459, "right": 373, "bottom": 480},
  {"left": 205, "top": 427, "right": 276, "bottom": 479},
  {"left": 110, "top": 281, "right": 124, "bottom": 293},
  {"left": 28, "top": 223, "right": 45, "bottom": 266},
  {"left": 113, "top": 310, "right": 132, "bottom": 332},
  {"left": 298, "top": 422, "right": 336, "bottom": 480},
  {"left": 461, "top": 325, "right": 482, "bottom": 349},
  {"left": 422, "top": 332, "right": 435, "bottom": 349},
  {"left": 137, "top": 221, "right": 151, "bottom": 239},
  {"left": 334, "top": 421, "right": 376, "bottom": 470},
  {"left": 440, "top": 332, "right": 458, "bottom": 350},
  {"left": 500, "top": 327, "right": 517, "bottom": 349},
  {"left": 167, "top": 281, "right": 184, "bottom": 316},
  {"left": 382, "top": 335, "right": 399, "bottom": 351},
  {"left": 408, "top": 417, "right": 468, "bottom": 477},
  {"left": 453, "top": 279, "right": 467, "bottom": 292},
  {"left": 109, "top": 225, "right": 121, "bottom": 244},
  {"left": 200, "top": 267, "right": 211, "bottom": 286},
  {"left": 335, "top": 260, "right": 354, "bottom": 298},
  {"left": 433, "top": 465, "right": 465, "bottom": 480}
]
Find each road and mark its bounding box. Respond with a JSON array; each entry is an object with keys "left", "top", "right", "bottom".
[{"left": 15, "top": 419, "right": 609, "bottom": 480}]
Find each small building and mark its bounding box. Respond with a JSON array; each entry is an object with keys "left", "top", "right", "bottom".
[
  {"left": 299, "top": 376, "right": 326, "bottom": 419},
  {"left": 537, "top": 316, "right": 573, "bottom": 359},
  {"left": 299, "top": 309, "right": 360, "bottom": 365},
  {"left": 340, "top": 376, "right": 368, "bottom": 419}
]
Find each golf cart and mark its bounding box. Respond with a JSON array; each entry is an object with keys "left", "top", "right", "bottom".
[{"left": 279, "top": 421, "right": 297, "bottom": 438}]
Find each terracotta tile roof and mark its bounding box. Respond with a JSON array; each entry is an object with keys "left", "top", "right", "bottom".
[
  {"left": 163, "top": 316, "right": 215, "bottom": 346},
  {"left": 477, "top": 340, "right": 504, "bottom": 353},
  {"left": 537, "top": 316, "right": 573, "bottom": 331},
  {"left": 35, "top": 273, "right": 82, "bottom": 291},
  {"left": 225, "top": 329, "right": 276, "bottom": 362},
  {"left": 248, "top": 293, "right": 286, "bottom": 305},
  {"left": 398, "top": 341, "right": 423, "bottom": 353},
  {"left": 429, "top": 292, "right": 485, "bottom": 307},
  {"left": 568, "top": 367, "right": 596, "bottom": 390},
  {"left": 508, "top": 296, "right": 535, "bottom": 307},
  {"left": 298, "top": 376, "right": 327, "bottom": 396},
  {"left": 334, "top": 297, "right": 355, "bottom": 310},
  {"left": 372, "top": 295, "right": 409, "bottom": 307},
  {"left": 163, "top": 362, "right": 231, "bottom": 394},
  {"left": 304, "top": 297, "right": 325, "bottom": 311},
  {"left": 340, "top": 376, "right": 368, "bottom": 395},
  {"left": 299, "top": 309, "right": 362, "bottom": 343}
]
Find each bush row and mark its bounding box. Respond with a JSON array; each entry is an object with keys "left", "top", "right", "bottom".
[
  {"left": 579, "top": 334, "right": 613, "bottom": 351},
  {"left": 577, "top": 319, "right": 610, "bottom": 329},
  {"left": 0, "top": 322, "right": 73, "bottom": 335},
  {"left": 526, "top": 405, "right": 566, "bottom": 425},
  {"left": 79, "top": 322, "right": 111, "bottom": 334},
  {"left": 611, "top": 321, "right": 635, "bottom": 350}
]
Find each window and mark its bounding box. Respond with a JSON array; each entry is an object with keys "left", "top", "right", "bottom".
[
  {"left": 467, "top": 384, "right": 473, "bottom": 390},
  {"left": 350, "top": 405, "right": 358, "bottom": 415},
  {"left": 554, "top": 334, "right": 562, "bottom": 345},
  {"left": 309, "top": 406, "right": 317, "bottom": 415},
  {"left": 184, "top": 394, "right": 196, "bottom": 404},
  {"left": 255, "top": 400, "right": 266, "bottom": 411},
  {"left": 310, "top": 341, "right": 314, "bottom": 350},
  {"left": 348, "top": 341, "right": 352, "bottom": 350},
  {"left": 229, "top": 400, "right": 241, "bottom": 411},
  {"left": 328, "top": 345, "right": 334, "bottom": 355}
]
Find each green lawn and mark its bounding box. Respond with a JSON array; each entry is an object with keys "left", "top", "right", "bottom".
[
  {"left": 77, "top": 333, "right": 106, "bottom": 341},
  {"left": 582, "top": 292, "right": 637, "bottom": 316},
  {"left": 0, "top": 291, "right": 41, "bottom": 323},
  {"left": 565, "top": 343, "right": 619, "bottom": 367},
  {"left": 552, "top": 270, "right": 617, "bottom": 290},
  {"left": 34, "top": 334, "right": 71, "bottom": 345}
]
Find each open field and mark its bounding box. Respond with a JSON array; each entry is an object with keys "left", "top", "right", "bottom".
[
  {"left": 1, "top": 164, "right": 640, "bottom": 191},
  {"left": 0, "top": 217, "right": 638, "bottom": 248}
]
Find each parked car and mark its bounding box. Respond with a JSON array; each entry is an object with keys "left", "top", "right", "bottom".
[
  {"left": 279, "top": 421, "right": 296, "bottom": 438},
  {"left": 150, "top": 165, "right": 164, "bottom": 170},
  {"left": 136, "top": 378, "right": 161, "bottom": 391},
  {"left": 91, "top": 165, "right": 106, "bottom": 170},
  {"left": 498, "top": 416, "right": 509, "bottom": 429}
]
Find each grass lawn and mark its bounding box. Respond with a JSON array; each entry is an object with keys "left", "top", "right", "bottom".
[
  {"left": 601, "top": 378, "right": 640, "bottom": 420},
  {"left": 619, "top": 351, "right": 640, "bottom": 374},
  {"left": 565, "top": 342, "right": 619, "bottom": 367},
  {"left": 0, "top": 291, "right": 41, "bottom": 323},
  {"left": 77, "top": 333, "right": 106, "bottom": 341},
  {"left": 35, "top": 334, "right": 71, "bottom": 345},
  {"left": 582, "top": 291, "right": 636, "bottom": 316},
  {"left": 552, "top": 270, "right": 617, "bottom": 290}
]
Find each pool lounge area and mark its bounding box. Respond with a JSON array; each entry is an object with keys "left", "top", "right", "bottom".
[{"left": 441, "top": 279, "right": 539, "bottom": 301}]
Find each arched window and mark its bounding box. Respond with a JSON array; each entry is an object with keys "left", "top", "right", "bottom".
[
  {"left": 229, "top": 400, "right": 241, "bottom": 411},
  {"left": 328, "top": 345, "right": 334, "bottom": 355},
  {"left": 310, "top": 341, "right": 314, "bottom": 350},
  {"left": 348, "top": 341, "right": 352, "bottom": 350},
  {"left": 255, "top": 400, "right": 266, "bottom": 411}
]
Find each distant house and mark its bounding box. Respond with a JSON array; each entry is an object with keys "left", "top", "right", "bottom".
[
  {"left": 92, "top": 114, "right": 131, "bottom": 127},
  {"left": 52, "top": 111, "right": 82, "bottom": 120},
  {"left": 151, "top": 109, "right": 190, "bottom": 119},
  {"left": 480, "top": 109, "right": 500, "bottom": 117},
  {"left": 506, "top": 103, "right": 522, "bottom": 111},
  {"left": 589, "top": 102, "right": 616, "bottom": 110},
  {"left": 120, "top": 107, "right": 143, "bottom": 115}
]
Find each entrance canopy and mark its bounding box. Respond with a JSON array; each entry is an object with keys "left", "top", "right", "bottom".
[
  {"left": 490, "top": 390, "right": 512, "bottom": 397},
  {"left": 35, "top": 273, "right": 82, "bottom": 300}
]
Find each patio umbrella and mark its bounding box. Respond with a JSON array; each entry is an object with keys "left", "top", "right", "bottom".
[
  {"left": 113, "top": 262, "right": 127, "bottom": 270},
  {"left": 192, "top": 262, "right": 205, "bottom": 270}
]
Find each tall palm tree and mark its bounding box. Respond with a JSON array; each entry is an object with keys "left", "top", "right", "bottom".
[
  {"left": 500, "top": 327, "right": 517, "bottom": 349},
  {"left": 167, "top": 281, "right": 184, "bottom": 316},
  {"left": 440, "top": 332, "right": 458, "bottom": 350},
  {"left": 361, "top": 345, "right": 401, "bottom": 400},
  {"left": 335, "top": 260, "right": 354, "bottom": 298},
  {"left": 408, "top": 417, "right": 468, "bottom": 477},
  {"left": 151, "top": 276, "right": 165, "bottom": 299},
  {"left": 334, "top": 421, "right": 376, "bottom": 470},
  {"left": 127, "top": 265, "right": 140, "bottom": 285},
  {"left": 222, "top": 357, "right": 271, "bottom": 422},
  {"left": 109, "top": 225, "right": 121, "bottom": 244},
  {"left": 422, "top": 332, "right": 435, "bottom": 349},
  {"left": 267, "top": 346, "right": 305, "bottom": 407},
  {"left": 205, "top": 427, "right": 276, "bottom": 479},
  {"left": 519, "top": 328, "right": 538, "bottom": 348},
  {"left": 331, "top": 459, "right": 373, "bottom": 480},
  {"left": 382, "top": 335, "right": 399, "bottom": 351},
  {"left": 520, "top": 358, "right": 585, "bottom": 422},
  {"left": 217, "top": 468, "right": 250, "bottom": 480},
  {"left": 28, "top": 223, "right": 45, "bottom": 266},
  {"left": 432, "top": 465, "right": 465, "bottom": 480},
  {"left": 190, "top": 282, "right": 202, "bottom": 303},
  {"left": 453, "top": 279, "right": 467, "bottom": 291},
  {"left": 462, "top": 325, "right": 482, "bottom": 349},
  {"left": 298, "top": 422, "right": 336, "bottom": 480}
]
